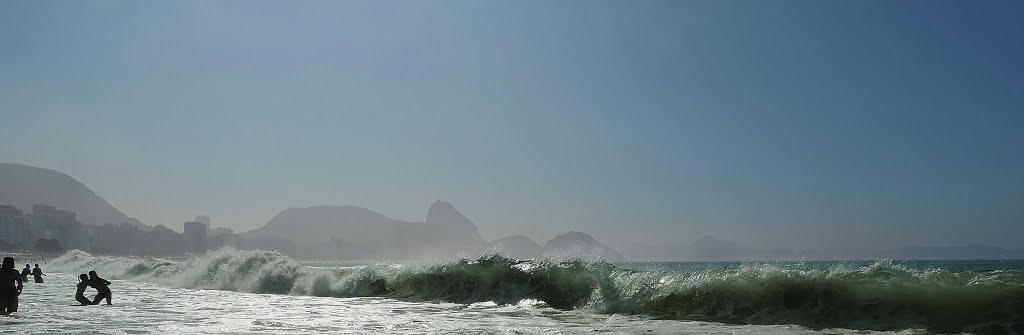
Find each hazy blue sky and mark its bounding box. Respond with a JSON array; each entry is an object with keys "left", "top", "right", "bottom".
[{"left": 1, "top": 0, "right": 1021, "bottom": 251}]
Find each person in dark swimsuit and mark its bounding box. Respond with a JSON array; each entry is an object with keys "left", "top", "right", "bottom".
[
  {"left": 75, "top": 274, "right": 94, "bottom": 305},
  {"left": 0, "top": 257, "right": 23, "bottom": 315},
  {"left": 20, "top": 265, "right": 30, "bottom": 283},
  {"left": 88, "top": 270, "right": 112, "bottom": 305},
  {"left": 31, "top": 264, "right": 45, "bottom": 283}
]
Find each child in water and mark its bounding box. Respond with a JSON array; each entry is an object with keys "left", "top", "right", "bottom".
[
  {"left": 75, "top": 274, "right": 93, "bottom": 305},
  {"left": 20, "top": 265, "right": 29, "bottom": 283},
  {"left": 88, "top": 270, "right": 112, "bottom": 305}
]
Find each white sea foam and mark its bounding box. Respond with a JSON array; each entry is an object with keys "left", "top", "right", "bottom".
[{"left": 46, "top": 249, "right": 1024, "bottom": 334}]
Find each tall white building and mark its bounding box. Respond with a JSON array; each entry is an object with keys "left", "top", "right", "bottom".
[
  {"left": 183, "top": 221, "right": 208, "bottom": 254},
  {"left": 0, "top": 205, "right": 32, "bottom": 248},
  {"left": 30, "top": 204, "right": 86, "bottom": 250}
]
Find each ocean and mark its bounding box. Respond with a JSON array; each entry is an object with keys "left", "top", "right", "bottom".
[{"left": 2, "top": 249, "right": 1021, "bottom": 334}]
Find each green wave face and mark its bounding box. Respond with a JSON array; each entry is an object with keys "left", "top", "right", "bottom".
[{"left": 52, "top": 250, "right": 1024, "bottom": 334}]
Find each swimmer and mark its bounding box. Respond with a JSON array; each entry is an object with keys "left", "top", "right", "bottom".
[
  {"left": 31, "top": 264, "right": 45, "bottom": 283},
  {"left": 75, "top": 274, "right": 94, "bottom": 305},
  {"left": 0, "top": 257, "right": 23, "bottom": 315},
  {"left": 20, "top": 265, "right": 29, "bottom": 282},
  {"left": 88, "top": 270, "right": 112, "bottom": 305}
]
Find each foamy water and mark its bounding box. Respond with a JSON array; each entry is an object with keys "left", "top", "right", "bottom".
[{"left": 5, "top": 249, "right": 1018, "bottom": 334}]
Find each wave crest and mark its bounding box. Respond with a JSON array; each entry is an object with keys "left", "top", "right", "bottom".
[{"left": 50, "top": 250, "right": 1024, "bottom": 333}]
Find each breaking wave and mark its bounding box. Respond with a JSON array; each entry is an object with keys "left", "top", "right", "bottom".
[{"left": 51, "top": 249, "right": 1024, "bottom": 334}]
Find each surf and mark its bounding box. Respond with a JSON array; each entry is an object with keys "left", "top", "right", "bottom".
[{"left": 50, "top": 249, "right": 1024, "bottom": 334}]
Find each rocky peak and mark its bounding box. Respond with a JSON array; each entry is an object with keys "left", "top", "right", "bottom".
[
  {"left": 425, "top": 200, "right": 478, "bottom": 232},
  {"left": 542, "top": 231, "right": 623, "bottom": 261}
]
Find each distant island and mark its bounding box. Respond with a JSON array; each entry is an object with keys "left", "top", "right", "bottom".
[{"left": 2, "top": 162, "right": 1021, "bottom": 261}]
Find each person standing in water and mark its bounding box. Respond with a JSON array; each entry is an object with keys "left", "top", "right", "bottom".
[
  {"left": 75, "top": 274, "right": 94, "bottom": 305},
  {"left": 31, "top": 264, "right": 45, "bottom": 283},
  {"left": 20, "top": 265, "right": 30, "bottom": 283},
  {"left": 0, "top": 257, "right": 23, "bottom": 315},
  {"left": 88, "top": 270, "right": 112, "bottom": 305}
]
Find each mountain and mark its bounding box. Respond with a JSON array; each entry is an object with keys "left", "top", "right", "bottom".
[
  {"left": 426, "top": 201, "right": 479, "bottom": 233},
  {"left": 419, "top": 200, "right": 486, "bottom": 247},
  {"left": 249, "top": 205, "right": 397, "bottom": 245},
  {"left": 485, "top": 235, "right": 542, "bottom": 259},
  {"left": 0, "top": 163, "right": 136, "bottom": 226},
  {"left": 542, "top": 231, "right": 623, "bottom": 261},
  {"left": 247, "top": 201, "right": 486, "bottom": 259}
]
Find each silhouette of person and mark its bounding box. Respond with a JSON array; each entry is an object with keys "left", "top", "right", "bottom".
[
  {"left": 75, "top": 274, "right": 94, "bottom": 305},
  {"left": 88, "top": 270, "right": 112, "bottom": 305},
  {"left": 20, "top": 265, "right": 30, "bottom": 282},
  {"left": 0, "top": 257, "right": 23, "bottom": 315},
  {"left": 31, "top": 264, "right": 45, "bottom": 283}
]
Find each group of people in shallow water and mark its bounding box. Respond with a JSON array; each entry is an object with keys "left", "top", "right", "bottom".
[
  {"left": 21, "top": 263, "right": 46, "bottom": 283},
  {"left": 0, "top": 256, "right": 113, "bottom": 315}
]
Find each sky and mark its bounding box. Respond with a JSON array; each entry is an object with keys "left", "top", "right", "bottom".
[{"left": 1, "top": 0, "right": 1021, "bottom": 252}]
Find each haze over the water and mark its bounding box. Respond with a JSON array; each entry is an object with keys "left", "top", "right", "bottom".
[{"left": 0, "top": 1, "right": 1021, "bottom": 255}]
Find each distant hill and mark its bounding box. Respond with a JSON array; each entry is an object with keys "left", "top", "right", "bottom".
[
  {"left": 247, "top": 201, "right": 486, "bottom": 259},
  {"left": 542, "top": 231, "right": 623, "bottom": 261},
  {"left": 425, "top": 201, "right": 480, "bottom": 236},
  {"left": 249, "top": 205, "right": 397, "bottom": 245},
  {"left": 0, "top": 163, "right": 137, "bottom": 226},
  {"left": 422, "top": 200, "right": 485, "bottom": 247},
  {"left": 486, "top": 235, "right": 542, "bottom": 259},
  {"left": 393, "top": 201, "right": 487, "bottom": 258}
]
